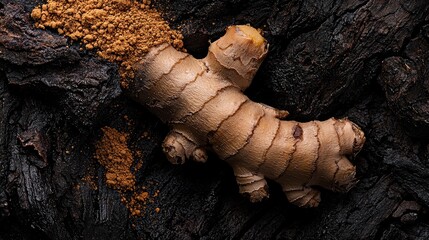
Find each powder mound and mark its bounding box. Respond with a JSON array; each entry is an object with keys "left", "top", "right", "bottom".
[
  {"left": 95, "top": 127, "right": 135, "bottom": 191},
  {"left": 94, "top": 126, "right": 160, "bottom": 217},
  {"left": 31, "top": 0, "right": 184, "bottom": 86}
]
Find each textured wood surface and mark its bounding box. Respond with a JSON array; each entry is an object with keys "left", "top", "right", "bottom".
[{"left": 1, "top": 0, "right": 429, "bottom": 239}]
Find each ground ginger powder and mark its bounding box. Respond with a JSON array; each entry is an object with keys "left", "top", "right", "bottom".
[
  {"left": 31, "top": 0, "right": 184, "bottom": 86},
  {"left": 95, "top": 127, "right": 160, "bottom": 216},
  {"left": 31, "top": 0, "right": 172, "bottom": 217},
  {"left": 95, "top": 127, "right": 135, "bottom": 191}
]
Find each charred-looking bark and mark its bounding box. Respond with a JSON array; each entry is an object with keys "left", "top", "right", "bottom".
[{"left": 1, "top": 0, "right": 429, "bottom": 240}]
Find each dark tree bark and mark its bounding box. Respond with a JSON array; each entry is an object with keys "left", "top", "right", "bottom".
[{"left": 1, "top": 0, "right": 429, "bottom": 239}]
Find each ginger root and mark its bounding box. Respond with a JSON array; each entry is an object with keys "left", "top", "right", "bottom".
[{"left": 127, "top": 25, "right": 365, "bottom": 207}]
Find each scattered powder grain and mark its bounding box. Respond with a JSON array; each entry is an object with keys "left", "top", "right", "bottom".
[
  {"left": 95, "top": 126, "right": 160, "bottom": 217},
  {"left": 31, "top": 0, "right": 184, "bottom": 86},
  {"left": 127, "top": 190, "right": 152, "bottom": 216},
  {"left": 81, "top": 173, "right": 98, "bottom": 190}
]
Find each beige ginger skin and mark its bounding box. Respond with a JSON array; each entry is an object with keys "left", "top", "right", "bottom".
[{"left": 127, "top": 25, "right": 366, "bottom": 207}]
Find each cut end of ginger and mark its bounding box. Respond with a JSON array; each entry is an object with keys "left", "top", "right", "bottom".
[
  {"left": 31, "top": 0, "right": 184, "bottom": 87},
  {"left": 236, "top": 25, "right": 265, "bottom": 47}
]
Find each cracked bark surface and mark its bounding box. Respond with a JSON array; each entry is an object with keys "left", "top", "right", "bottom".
[{"left": 1, "top": 0, "right": 429, "bottom": 239}]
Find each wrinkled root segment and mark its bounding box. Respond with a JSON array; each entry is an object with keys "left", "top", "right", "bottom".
[
  {"left": 333, "top": 168, "right": 358, "bottom": 192},
  {"left": 284, "top": 187, "right": 321, "bottom": 208},
  {"left": 243, "top": 186, "right": 270, "bottom": 203}
]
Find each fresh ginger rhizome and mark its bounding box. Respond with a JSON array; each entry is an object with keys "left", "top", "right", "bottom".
[{"left": 127, "top": 25, "right": 365, "bottom": 207}]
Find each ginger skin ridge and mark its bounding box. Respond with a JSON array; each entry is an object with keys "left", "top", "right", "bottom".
[{"left": 127, "top": 25, "right": 366, "bottom": 207}]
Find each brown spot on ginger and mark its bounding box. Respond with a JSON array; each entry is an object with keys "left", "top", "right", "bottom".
[
  {"left": 31, "top": 0, "right": 183, "bottom": 87},
  {"left": 293, "top": 124, "right": 303, "bottom": 139}
]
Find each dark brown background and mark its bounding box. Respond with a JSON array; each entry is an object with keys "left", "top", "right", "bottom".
[{"left": 1, "top": 0, "right": 429, "bottom": 239}]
